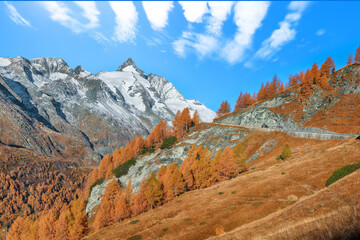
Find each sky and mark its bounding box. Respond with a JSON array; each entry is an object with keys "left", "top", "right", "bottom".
[{"left": 1, "top": 1, "right": 360, "bottom": 111}]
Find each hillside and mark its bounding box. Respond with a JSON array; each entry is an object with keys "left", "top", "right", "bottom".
[
  {"left": 82, "top": 63, "right": 360, "bottom": 239},
  {"left": 87, "top": 135, "right": 360, "bottom": 240},
  {"left": 215, "top": 63, "right": 360, "bottom": 135},
  {"left": 0, "top": 56, "right": 215, "bottom": 164},
  {"left": 3, "top": 59, "right": 360, "bottom": 239}
]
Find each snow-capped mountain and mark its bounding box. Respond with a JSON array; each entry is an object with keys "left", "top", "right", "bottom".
[{"left": 0, "top": 56, "right": 215, "bottom": 164}]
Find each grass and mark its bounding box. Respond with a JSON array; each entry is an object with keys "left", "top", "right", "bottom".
[
  {"left": 200, "top": 221, "right": 206, "bottom": 225},
  {"left": 268, "top": 204, "right": 360, "bottom": 240},
  {"left": 160, "top": 136, "right": 177, "bottom": 149},
  {"left": 231, "top": 191, "right": 236, "bottom": 194},
  {"left": 130, "top": 220, "right": 139, "bottom": 224},
  {"left": 184, "top": 218, "right": 191, "bottom": 222},
  {"left": 325, "top": 163, "right": 360, "bottom": 186},
  {"left": 281, "top": 172, "right": 286, "bottom": 175},
  {"left": 162, "top": 227, "right": 168, "bottom": 232},
  {"left": 218, "top": 192, "right": 224, "bottom": 195},
  {"left": 127, "top": 235, "right": 142, "bottom": 240},
  {"left": 113, "top": 158, "right": 136, "bottom": 178},
  {"left": 253, "top": 202, "right": 263, "bottom": 206}
]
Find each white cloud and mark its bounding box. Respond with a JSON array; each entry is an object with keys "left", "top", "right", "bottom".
[
  {"left": 93, "top": 32, "right": 110, "bottom": 45},
  {"left": 179, "top": 1, "right": 209, "bottom": 23},
  {"left": 40, "top": 1, "right": 100, "bottom": 33},
  {"left": 109, "top": 1, "right": 138, "bottom": 43},
  {"left": 142, "top": 1, "right": 174, "bottom": 31},
  {"left": 207, "top": 1, "right": 234, "bottom": 36},
  {"left": 173, "top": 32, "right": 218, "bottom": 58},
  {"left": 288, "top": 1, "right": 309, "bottom": 12},
  {"left": 256, "top": 1, "right": 310, "bottom": 59},
  {"left": 222, "top": 1, "right": 270, "bottom": 64},
  {"left": 74, "top": 1, "right": 100, "bottom": 29},
  {"left": 316, "top": 29, "right": 325, "bottom": 36},
  {"left": 5, "top": 1, "right": 31, "bottom": 27}
]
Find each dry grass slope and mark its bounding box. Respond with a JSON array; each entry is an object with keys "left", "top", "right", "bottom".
[{"left": 87, "top": 132, "right": 360, "bottom": 240}]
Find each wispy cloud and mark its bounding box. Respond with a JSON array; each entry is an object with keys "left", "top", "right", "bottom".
[
  {"left": 5, "top": 1, "right": 32, "bottom": 27},
  {"left": 316, "top": 29, "right": 325, "bottom": 36},
  {"left": 206, "top": 1, "right": 234, "bottom": 36},
  {"left": 173, "top": 32, "right": 218, "bottom": 58},
  {"left": 109, "top": 1, "right": 138, "bottom": 43},
  {"left": 179, "top": 1, "right": 209, "bottom": 23},
  {"left": 40, "top": 1, "right": 100, "bottom": 33},
  {"left": 222, "top": 1, "right": 270, "bottom": 64},
  {"left": 255, "top": 1, "right": 310, "bottom": 60},
  {"left": 142, "top": 1, "right": 174, "bottom": 31}
]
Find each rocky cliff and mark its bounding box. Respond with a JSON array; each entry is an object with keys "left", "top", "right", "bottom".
[{"left": 0, "top": 57, "right": 215, "bottom": 164}]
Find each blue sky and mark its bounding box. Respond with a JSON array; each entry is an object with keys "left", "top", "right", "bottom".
[{"left": 1, "top": 1, "right": 360, "bottom": 111}]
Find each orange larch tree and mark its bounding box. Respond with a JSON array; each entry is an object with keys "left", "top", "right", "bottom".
[
  {"left": 215, "top": 146, "right": 238, "bottom": 182},
  {"left": 300, "top": 69, "right": 313, "bottom": 96},
  {"left": 355, "top": 45, "right": 360, "bottom": 62},
  {"left": 310, "top": 62, "right": 321, "bottom": 84},
  {"left": 162, "top": 163, "right": 186, "bottom": 201},
  {"left": 191, "top": 110, "right": 200, "bottom": 127},
  {"left": 216, "top": 101, "right": 231, "bottom": 116},
  {"left": 235, "top": 92, "right": 244, "bottom": 110},
  {"left": 145, "top": 173, "right": 163, "bottom": 209},
  {"left": 347, "top": 54, "right": 354, "bottom": 65},
  {"left": 130, "top": 178, "right": 148, "bottom": 215}
]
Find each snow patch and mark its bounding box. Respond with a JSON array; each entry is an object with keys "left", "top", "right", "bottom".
[{"left": 0, "top": 57, "right": 11, "bottom": 67}]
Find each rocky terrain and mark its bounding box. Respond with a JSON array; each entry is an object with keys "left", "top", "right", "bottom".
[
  {"left": 86, "top": 123, "right": 248, "bottom": 215},
  {"left": 0, "top": 57, "right": 215, "bottom": 164},
  {"left": 215, "top": 64, "right": 360, "bottom": 135}
]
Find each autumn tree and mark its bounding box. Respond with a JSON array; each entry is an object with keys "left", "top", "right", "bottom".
[
  {"left": 300, "top": 69, "right": 313, "bottom": 96},
  {"left": 233, "top": 142, "right": 247, "bottom": 172},
  {"left": 68, "top": 198, "right": 88, "bottom": 239},
  {"left": 280, "top": 144, "right": 291, "bottom": 160},
  {"left": 310, "top": 62, "right": 320, "bottom": 84},
  {"left": 114, "top": 193, "right": 131, "bottom": 221},
  {"left": 162, "top": 163, "right": 186, "bottom": 201},
  {"left": 269, "top": 75, "right": 280, "bottom": 97},
  {"left": 55, "top": 210, "right": 69, "bottom": 240},
  {"left": 355, "top": 45, "right": 360, "bottom": 62},
  {"left": 94, "top": 179, "right": 121, "bottom": 230},
  {"left": 191, "top": 150, "right": 214, "bottom": 189},
  {"left": 347, "top": 54, "right": 354, "bottom": 65},
  {"left": 216, "top": 101, "right": 231, "bottom": 116},
  {"left": 215, "top": 146, "right": 238, "bottom": 181},
  {"left": 146, "top": 119, "right": 170, "bottom": 146},
  {"left": 191, "top": 110, "right": 200, "bottom": 127},
  {"left": 319, "top": 57, "right": 335, "bottom": 89},
  {"left": 38, "top": 210, "right": 57, "bottom": 240},
  {"left": 8, "top": 216, "right": 24, "bottom": 240},
  {"left": 130, "top": 178, "right": 148, "bottom": 215},
  {"left": 145, "top": 173, "right": 163, "bottom": 209},
  {"left": 180, "top": 145, "right": 210, "bottom": 189}
]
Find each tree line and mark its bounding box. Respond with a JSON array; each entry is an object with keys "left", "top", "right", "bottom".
[{"left": 216, "top": 45, "right": 360, "bottom": 116}]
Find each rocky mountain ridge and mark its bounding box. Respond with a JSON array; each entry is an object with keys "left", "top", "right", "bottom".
[
  {"left": 0, "top": 56, "right": 215, "bottom": 164},
  {"left": 215, "top": 63, "right": 360, "bottom": 135}
]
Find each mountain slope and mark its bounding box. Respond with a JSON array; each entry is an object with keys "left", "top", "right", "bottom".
[
  {"left": 87, "top": 135, "right": 360, "bottom": 240},
  {"left": 0, "top": 56, "right": 215, "bottom": 163},
  {"left": 215, "top": 63, "right": 360, "bottom": 135}
]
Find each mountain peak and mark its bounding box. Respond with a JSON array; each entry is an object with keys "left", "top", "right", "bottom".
[{"left": 117, "top": 58, "right": 147, "bottom": 78}]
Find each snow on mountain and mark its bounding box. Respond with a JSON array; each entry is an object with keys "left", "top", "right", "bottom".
[
  {"left": 0, "top": 57, "right": 11, "bottom": 67},
  {"left": 0, "top": 56, "right": 215, "bottom": 163},
  {"left": 98, "top": 58, "right": 216, "bottom": 125}
]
